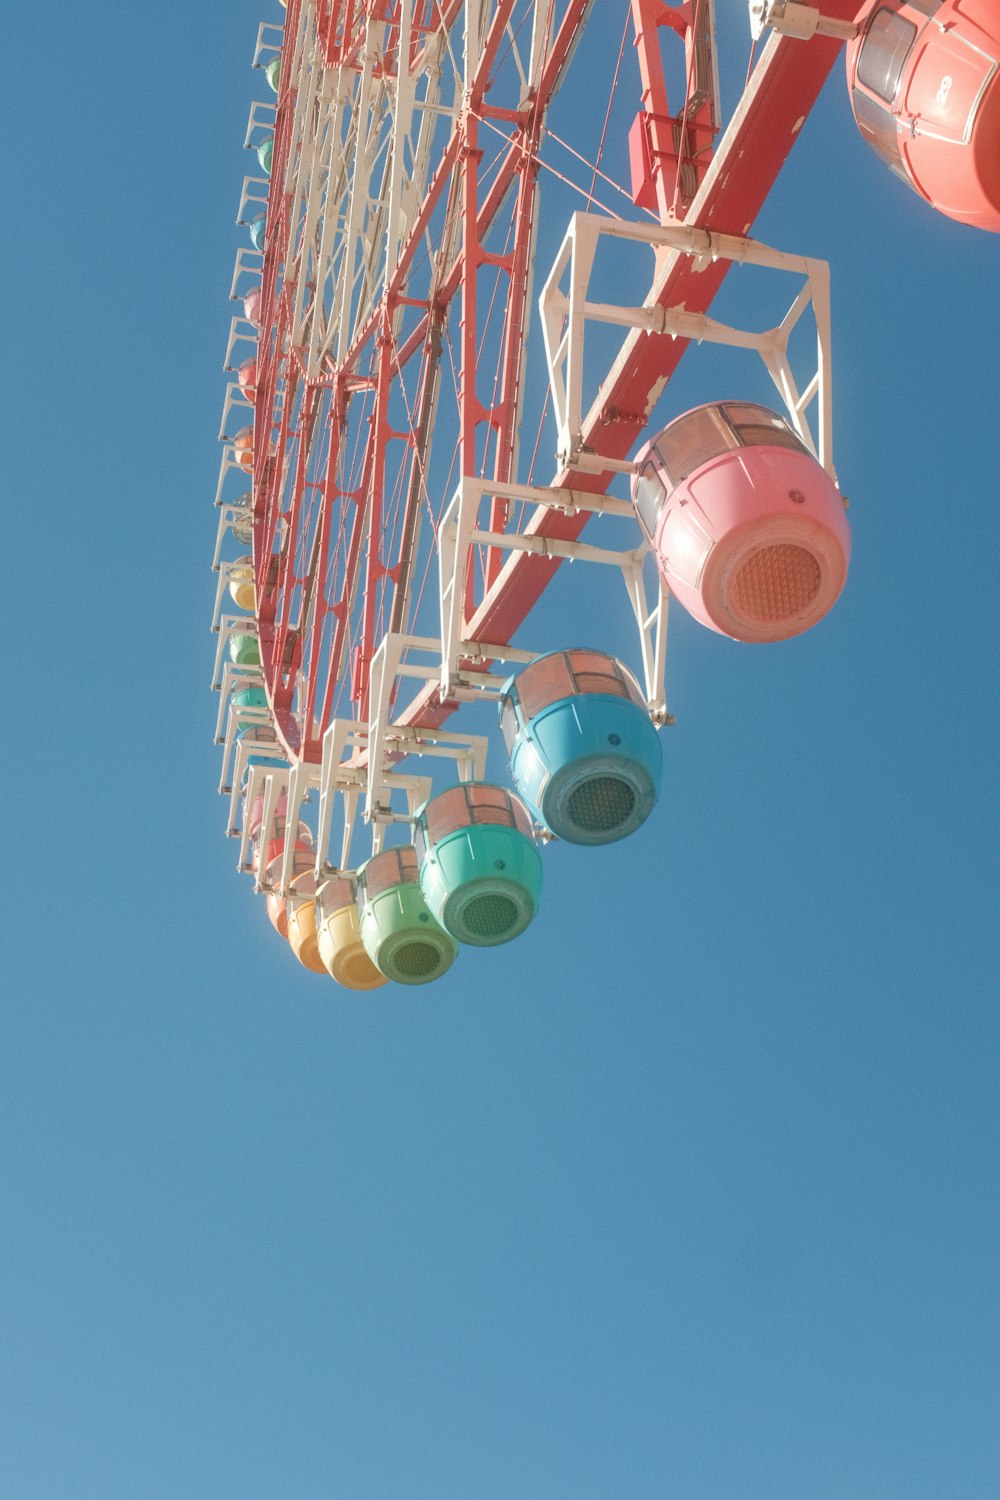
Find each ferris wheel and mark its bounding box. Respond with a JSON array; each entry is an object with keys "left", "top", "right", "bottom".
[{"left": 210, "top": 0, "right": 1000, "bottom": 987}]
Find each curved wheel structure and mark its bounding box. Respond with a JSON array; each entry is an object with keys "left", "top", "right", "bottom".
[{"left": 209, "top": 0, "right": 923, "bottom": 980}]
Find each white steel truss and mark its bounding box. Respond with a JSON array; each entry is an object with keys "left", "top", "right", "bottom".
[
  {"left": 228, "top": 247, "right": 264, "bottom": 302},
  {"left": 540, "top": 213, "right": 836, "bottom": 480},
  {"left": 252, "top": 21, "right": 285, "bottom": 70},
  {"left": 438, "top": 477, "right": 673, "bottom": 724},
  {"left": 236, "top": 708, "right": 491, "bottom": 892},
  {"left": 748, "top": 0, "right": 859, "bottom": 42},
  {"left": 272, "top": 0, "right": 465, "bottom": 382},
  {"left": 213, "top": 661, "right": 265, "bottom": 743}
]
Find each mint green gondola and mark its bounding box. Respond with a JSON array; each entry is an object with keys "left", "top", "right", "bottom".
[
  {"left": 229, "top": 632, "right": 260, "bottom": 667},
  {"left": 264, "top": 56, "right": 281, "bottom": 93},
  {"left": 232, "top": 686, "right": 267, "bottom": 713},
  {"left": 415, "top": 784, "right": 541, "bottom": 947},
  {"left": 248, "top": 213, "right": 266, "bottom": 252},
  {"left": 356, "top": 845, "right": 457, "bottom": 986},
  {"left": 256, "top": 136, "right": 273, "bottom": 176}
]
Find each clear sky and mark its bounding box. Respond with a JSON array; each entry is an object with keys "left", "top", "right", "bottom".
[{"left": 2, "top": 3, "right": 998, "bottom": 1498}]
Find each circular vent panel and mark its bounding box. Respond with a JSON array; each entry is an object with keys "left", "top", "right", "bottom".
[
  {"left": 565, "top": 775, "right": 637, "bottom": 836},
  {"left": 461, "top": 892, "right": 520, "bottom": 941},
  {"left": 345, "top": 952, "right": 381, "bottom": 987},
  {"left": 392, "top": 940, "right": 442, "bottom": 980},
  {"left": 730, "top": 544, "right": 821, "bottom": 623}
]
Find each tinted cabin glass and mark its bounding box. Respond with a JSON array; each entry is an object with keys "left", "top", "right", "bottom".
[
  {"left": 298, "top": 845, "right": 315, "bottom": 874},
  {"left": 424, "top": 785, "right": 523, "bottom": 846},
  {"left": 509, "top": 799, "right": 533, "bottom": 837},
  {"left": 427, "top": 788, "right": 473, "bottom": 844},
  {"left": 852, "top": 87, "right": 906, "bottom": 173},
  {"left": 364, "top": 846, "right": 418, "bottom": 899},
  {"left": 566, "top": 649, "right": 629, "bottom": 702},
  {"left": 617, "top": 663, "right": 646, "bottom": 707},
  {"left": 468, "top": 785, "right": 516, "bottom": 828},
  {"left": 655, "top": 406, "right": 733, "bottom": 484},
  {"left": 567, "top": 650, "right": 645, "bottom": 707},
  {"left": 499, "top": 693, "right": 519, "bottom": 753},
  {"left": 634, "top": 462, "right": 665, "bottom": 537},
  {"left": 322, "top": 877, "right": 355, "bottom": 911},
  {"left": 363, "top": 850, "right": 401, "bottom": 900},
  {"left": 267, "top": 845, "right": 313, "bottom": 879},
  {"left": 857, "top": 8, "right": 917, "bottom": 104},
  {"left": 567, "top": 650, "right": 617, "bottom": 675},
  {"left": 517, "top": 655, "right": 575, "bottom": 719},
  {"left": 722, "top": 404, "right": 810, "bottom": 454},
  {"left": 573, "top": 671, "right": 628, "bottom": 699}
]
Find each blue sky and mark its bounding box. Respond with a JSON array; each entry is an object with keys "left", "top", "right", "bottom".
[{"left": 2, "top": 3, "right": 998, "bottom": 1497}]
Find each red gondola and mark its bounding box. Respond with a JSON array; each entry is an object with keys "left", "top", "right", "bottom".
[{"left": 848, "top": 0, "right": 1000, "bottom": 230}]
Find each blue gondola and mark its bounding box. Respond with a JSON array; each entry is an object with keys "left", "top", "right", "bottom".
[{"left": 499, "top": 650, "right": 661, "bottom": 845}]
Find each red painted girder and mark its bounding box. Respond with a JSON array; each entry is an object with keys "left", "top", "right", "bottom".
[{"left": 283, "top": 0, "right": 593, "bottom": 763}]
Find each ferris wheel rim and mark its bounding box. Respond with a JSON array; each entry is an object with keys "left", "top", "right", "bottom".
[{"left": 234, "top": 0, "right": 858, "bottom": 780}]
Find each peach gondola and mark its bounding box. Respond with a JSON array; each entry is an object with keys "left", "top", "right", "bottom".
[
  {"left": 233, "top": 426, "right": 254, "bottom": 473},
  {"left": 286, "top": 871, "right": 327, "bottom": 974},
  {"left": 254, "top": 835, "right": 313, "bottom": 941},
  {"left": 237, "top": 357, "right": 257, "bottom": 402}
]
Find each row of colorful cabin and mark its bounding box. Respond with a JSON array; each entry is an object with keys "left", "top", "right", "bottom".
[
  {"left": 246, "top": 118, "right": 274, "bottom": 256},
  {"left": 229, "top": 398, "right": 852, "bottom": 954},
  {"left": 219, "top": 34, "right": 286, "bottom": 889},
  {"left": 226, "top": 87, "right": 268, "bottom": 600},
  {"left": 247, "top": 646, "right": 669, "bottom": 985},
  {"left": 249, "top": 32, "right": 279, "bottom": 243},
  {"left": 234, "top": 110, "right": 268, "bottom": 451},
  {"left": 237, "top": 46, "right": 277, "bottom": 428},
  {"left": 233, "top": 400, "right": 855, "bottom": 982},
  {"left": 230, "top": 132, "right": 266, "bottom": 508},
  {"left": 234, "top": 286, "right": 262, "bottom": 523},
  {"left": 250, "top": 782, "right": 544, "bottom": 988}
]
